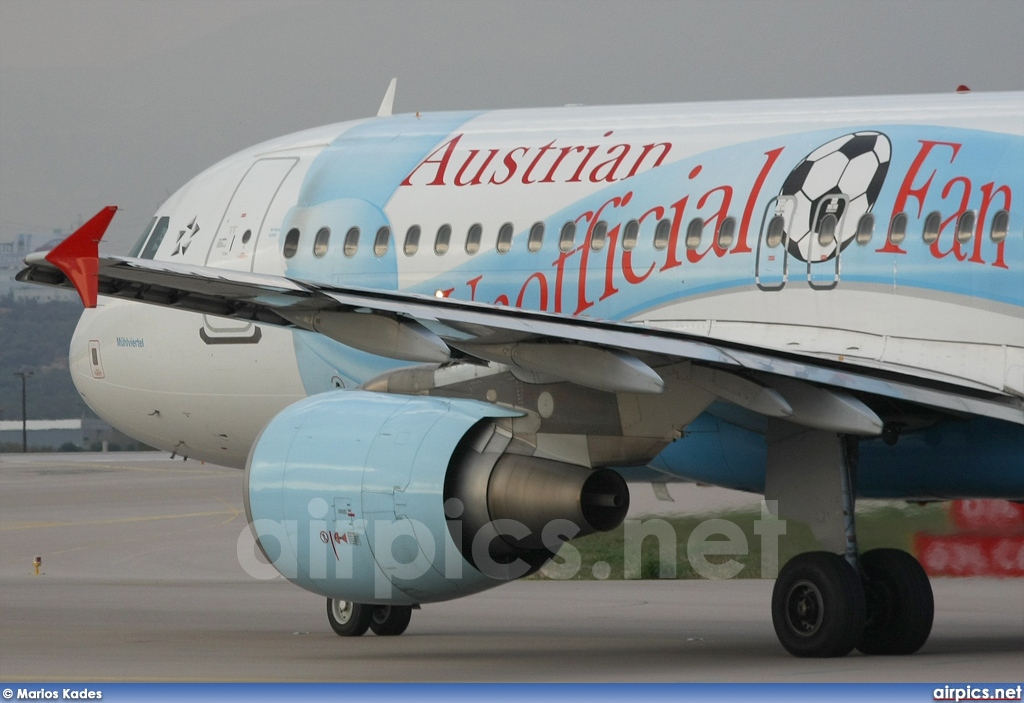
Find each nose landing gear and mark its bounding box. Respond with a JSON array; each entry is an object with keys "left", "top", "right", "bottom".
[
  {"left": 326, "top": 599, "right": 414, "bottom": 637},
  {"left": 369, "top": 604, "right": 413, "bottom": 636},
  {"left": 326, "top": 598, "right": 373, "bottom": 637}
]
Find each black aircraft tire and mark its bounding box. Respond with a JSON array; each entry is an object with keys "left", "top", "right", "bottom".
[
  {"left": 326, "top": 598, "right": 373, "bottom": 637},
  {"left": 856, "top": 548, "right": 934, "bottom": 655},
  {"left": 370, "top": 605, "right": 413, "bottom": 636},
  {"left": 772, "top": 551, "right": 866, "bottom": 657}
]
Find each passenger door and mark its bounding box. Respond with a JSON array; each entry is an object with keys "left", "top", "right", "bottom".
[{"left": 205, "top": 158, "right": 298, "bottom": 271}]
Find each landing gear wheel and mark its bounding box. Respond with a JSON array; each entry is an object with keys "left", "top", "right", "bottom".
[
  {"left": 857, "top": 548, "right": 934, "bottom": 655},
  {"left": 772, "top": 551, "right": 866, "bottom": 657},
  {"left": 326, "top": 598, "right": 372, "bottom": 637},
  {"left": 369, "top": 605, "right": 412, "bottom": 636}
]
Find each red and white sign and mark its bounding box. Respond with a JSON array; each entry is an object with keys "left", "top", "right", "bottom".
[
  {"left": 915, "top": 534, "right": 1024, "bottom": 577},
  {"left": 949, "top": 499, "right": 1024, "bottom": 532}
]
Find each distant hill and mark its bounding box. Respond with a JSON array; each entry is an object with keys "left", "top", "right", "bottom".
[{"left": 0, "top": 294, "right": 91, "bottom": 420}]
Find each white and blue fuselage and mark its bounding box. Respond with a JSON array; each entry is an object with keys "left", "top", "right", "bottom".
[{"left": 70, "top": 91, "right": 1023, "bottom": 498}]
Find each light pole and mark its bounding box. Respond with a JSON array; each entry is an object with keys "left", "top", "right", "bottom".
[{"left": 13, "top": 371, "right": 33, "bottom": 453}]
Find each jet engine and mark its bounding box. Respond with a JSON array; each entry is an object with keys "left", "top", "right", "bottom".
[{"left": 244, "top": 391, "right": 629, "bottom": 605}]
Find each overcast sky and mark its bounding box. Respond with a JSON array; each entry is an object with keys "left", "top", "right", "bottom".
[{"left": 1, "top": 0, "right": 1022, "bottom": 252}]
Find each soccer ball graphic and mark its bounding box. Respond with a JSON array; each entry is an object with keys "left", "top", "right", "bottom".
[{"left": 778, "top": 131, "right": 891, "bottom": 263}]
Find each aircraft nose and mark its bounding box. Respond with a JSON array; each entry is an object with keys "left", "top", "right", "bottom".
[
  {"left": 66, "top": 301, "right": 154, "bottom": 444},
  {"left": 69, "top": 307, "right": 107, "bottom": 394}
]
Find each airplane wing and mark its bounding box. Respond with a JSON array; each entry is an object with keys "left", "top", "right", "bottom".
[{"left": 18, "top": 211, "right": 1023, "bottom": 434}]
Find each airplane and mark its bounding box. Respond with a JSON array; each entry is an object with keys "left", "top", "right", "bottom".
[{"left": 17, "top": 85, "right": 1023, "bottom": 658}]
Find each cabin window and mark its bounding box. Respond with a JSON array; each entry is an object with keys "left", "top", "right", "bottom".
[
  {"left": 496, "top": 222, "right": 514, "bottom": 254},
  {"left": 528, "top": 222, "right": 545, "bottom": 253},
  {"left": 140, "top": 217, "right": 171, "bottom": 259},
  {"left": 466, "top": 223, "right": 483, "bottom": 254},
  {"left": 129, "top": 217, "right": 158, "bottom": 257},
  {"left": 374, "top": 226, "right": 390, "bottom": 257},
  {"left": 591, "top": 221, "right": 608, "bottom": 251},
  {"left": 343, "top": 227, "right": 360, "bottom": 257},
  {"left": 955, "top": 211, "right": 976, "bottom": 243},
  {"left": 716, "top": 216, "right": 736, "bottom": 250},
  {"left": 622, "top": 219, "right": 640, "bottom": 251},
  {"left": 921, "top": 211, "right": 941, "bottom": 244},
  {"left": 855, "top": 213, "right": 875, "bottom": 245},
  {"left": 404, "top": 225, "right": 421, "bottom": 256},
  {"left": 685, "top": 218, "right": 703, "bottom": 250},
  {"left": 241, "top": 229, "right": 252, "bottom": 245},
  {"left": 817, "top": 214, "right": 838, "bottom": 247},
  {"left": 558, "top": 221, "right": 576, "bottom": 252},
  {"left": 990, "top": 209, "right": 1010, "bottom": 242},
  {"left": 765, "top": 215, "right": 785, "bottom": 248},
  {"left": 435, "top": 224, "right": 452, "bottom": 255},
  {"left": 888, "top": 212, "right": 908, "bottom": 245},
  {"left": 313, "top": 227, "right": 331, "bottom": 257},
  {"left": 653, "top": 218, "right": 671, "bottom": 250},
  {"left": 282, "top": 228, "right": 300, "bottom": 259}
]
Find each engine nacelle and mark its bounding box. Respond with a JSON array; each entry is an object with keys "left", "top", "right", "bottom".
[{"left": 245, "top": 391, "right": 629, "bottom": 604}]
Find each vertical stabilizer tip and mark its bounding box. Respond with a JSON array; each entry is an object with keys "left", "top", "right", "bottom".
[{"left": 377, "top": 78, "right": 397, "bottom": 117}]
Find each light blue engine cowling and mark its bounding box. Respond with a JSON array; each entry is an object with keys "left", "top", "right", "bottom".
[{"left": 244, "top": 390, "right": 630, "bottom": 605}]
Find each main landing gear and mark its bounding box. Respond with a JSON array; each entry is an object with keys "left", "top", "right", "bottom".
[
  {"left": 765, "top": 420, "right": 934, "bottom": 657},
  {"left": 326, "top": 599, "right": 413, "bottom": 637},
  {"left": 772, "top": 551, "right": 865, "bottom": 657},
  {"left": 771, "top": 547, "right": 933, "bottom": 657},
  {"left": 857, "top": 548, "right": 934, "bottom": 655}
]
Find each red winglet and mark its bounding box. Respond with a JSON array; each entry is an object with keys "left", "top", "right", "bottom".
[{"left": 44, "top": 206, "right": 118, "bottom": 308}]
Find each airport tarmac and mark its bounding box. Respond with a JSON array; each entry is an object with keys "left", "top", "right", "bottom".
[{"left": 1, "top": 452, "right": 1021, "bottom": 682}]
